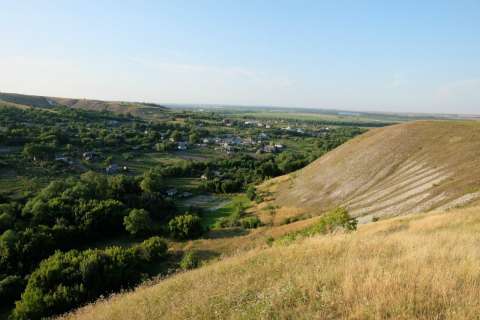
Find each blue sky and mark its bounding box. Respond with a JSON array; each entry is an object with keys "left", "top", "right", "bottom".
[{"left": 1, "top": 0, "right": 480, "bottom": 114}]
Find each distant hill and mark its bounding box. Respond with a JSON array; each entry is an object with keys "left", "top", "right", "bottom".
[
  {"left": 0, "top": 92, "right": 167, "bottom": 115},
  {"left": 264, "top": 120, "right": 480, "bottom": 222}
]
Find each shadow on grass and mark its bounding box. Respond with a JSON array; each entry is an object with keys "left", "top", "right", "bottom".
[
  {"left": 206, "top": 227, "right": 248, "bottom": 239},
  {"left": 195, "top": 249, "right": 221, "bottom": 261}
]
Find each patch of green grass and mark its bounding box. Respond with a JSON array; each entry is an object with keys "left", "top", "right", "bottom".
[
  {"left": 201, "top": 194, "right": 251, "bottom": 229},
  {"left": 164, "top": 177, "right": 202, "bottom": 191},
  {"left": 277, "top": 207, "right": 357, "bottom": 245},
  {"left": 231, "top": 111, "right": 400, "bottom": 123}
]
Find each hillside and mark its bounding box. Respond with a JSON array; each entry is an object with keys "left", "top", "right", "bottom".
[
  {"left": 263, "top": 121, "right": 480, "bottom": 223},
  {"left": 62, "top": 205, "right": 480, "bottom": 320},
  {"left": 0, "top": 92, "right": 167, "bottom": 115}
]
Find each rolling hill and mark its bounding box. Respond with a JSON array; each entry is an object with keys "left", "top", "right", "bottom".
[
  {"left": 264, "top": 120, "right": 480, "bottom": 223},
  {"left": 0, "top": 92, "right": 167, "bottom": 115},
  {"left": 62, "top": 205, "right": 480, "bottom": 320}
]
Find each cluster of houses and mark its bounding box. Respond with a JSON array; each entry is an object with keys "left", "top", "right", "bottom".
[
  {"left": 221, "top": 118, "right": 275, "bottom": 129},
  {"left": 242, "top": 120, "right": 272, "bottom": 129},
  {"left": 81, "top": 151, "right": 128, "bottom": 174},
  {"left": 206, "top": 133, "right": 284, "bottom": 154},
  {"left": 281, "top": 126, "right": 306, "bottom": 134},
  {"left": 160, "top": 132, "right": 285, "bottom": 155}
]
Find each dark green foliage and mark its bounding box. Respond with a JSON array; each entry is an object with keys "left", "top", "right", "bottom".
[
  {"left": 0, "top": 171, "right": 174, "bottom": 311},
  {"left": 168, "top": 214, "right": 203, "bottom": 240},
  {"left": 140, "top": 170, "right": 163, "bottom": 194},
  {"left": 279, "top": 208, "right": 357, "bottom": 244},
  {"left": 0, "top": 275, "right": 26, "bottom": 305},
  {"left": 282, "top": 216, "right": 301, "bottom": 225},
  {"left": 246, "top": 185, "right": 257, "bottom": 201},
  {"left": 12, "top": 237, "right": 167, "bottom": 320},
  {"left": 124, "top": 209, "right": 152, "bottom": 236},
  {"left": 179, "top": 250, "right": 200, "bottom": 270},
  {"left": 239, "top": 216, "right": 262, "bottom": 229}
]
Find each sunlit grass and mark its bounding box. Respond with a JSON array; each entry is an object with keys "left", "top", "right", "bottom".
[{"left": 63, "top": 206, "right": 480, "bottom": 320}]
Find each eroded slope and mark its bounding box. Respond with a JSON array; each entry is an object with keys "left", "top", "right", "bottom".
[{"left": 266, "top": 121, "right": 480, "bottom": 221}]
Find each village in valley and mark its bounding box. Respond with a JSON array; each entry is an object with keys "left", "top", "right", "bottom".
[{"left": 0, "top": 104, "right": 366, "bottom": 206}]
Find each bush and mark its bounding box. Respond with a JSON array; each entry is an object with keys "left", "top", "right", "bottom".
[
  {"left": 0, "top": 275, "right": 25, "bottom": 305},
  {"left": 135, "top": 236, "right": 168, "bottom": 262},
  {"left": 246, "top": 186, "right": 256, "bottom": 201},
  {"left": 278, "top": 208, "right": 357, "bottom": 244},
  {"left": 239, "top": 216, "right": 262, "bottom": 229},
  {"left": 168, "top": 214, "right": 203, "bottom": 240},
  {"left": 179, "top": 251, "right": 200, "bottom": 270},
  {"left": 123, "top": 209, "right": 152, "bottom": 236},
  {"left": 282, "top": 216, "right": 300, "bottom": 225}
]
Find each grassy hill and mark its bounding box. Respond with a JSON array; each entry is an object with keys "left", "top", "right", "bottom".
[
  {"left": 263, "top": 120, "right": 480, "bottom": 223},
  {"left": 0, "top": 92, "right": 167, "bottom": 115},
  {"left": 58, "top": 119, "right": 480, "bottom": 320},
  {"left": 62, "top": 205, "right": 480, "bottom": 320}
]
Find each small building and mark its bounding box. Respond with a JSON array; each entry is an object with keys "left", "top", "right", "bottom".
[
  {"left": 258, "top": 133, "right": 269, "bottom": 140},
  {"left": 177, "top": 142, "right": 188, "bottom": 151},
  {"left": 82, "top": 151, "right": 97, "bottom": 161},
  {"left": 55, "top": 156, "right": 73, "bottom": 165}
]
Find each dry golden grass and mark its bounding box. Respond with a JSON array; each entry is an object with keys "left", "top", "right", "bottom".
[{"left": 63, "top": 206, "right": 480, "bottom": 320}]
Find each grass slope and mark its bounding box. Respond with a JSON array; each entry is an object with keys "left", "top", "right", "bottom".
[
  {"left": 63, "top": 206, "right": 480, "bottom": 320},
  {"left": 265, "top": 120, "right": 480, "bottom": 222}
]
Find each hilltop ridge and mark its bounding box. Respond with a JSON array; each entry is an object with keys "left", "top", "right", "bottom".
[{"left": 0, "top": 92, "right": 167, "bottom": 114}]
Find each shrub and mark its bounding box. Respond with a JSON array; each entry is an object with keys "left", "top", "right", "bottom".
[
  {"left": 0, "top": 275, "right": 25, "bottom": 305},
  {"left": 179, "top": 251, "right": 200, "bottom": 270},
  {"left": 135, "top": 236, "right": 168, "bottom": 262},
  {"left": 239, "top": 216, "right": 262, "bottom": 229},
  {"left": 168, "top": 214, "right": 203, "bottom": 240},
  {"left": 246, "top": 186, "right": 256, "bottom": 201},
  {"left": 265, "top": 236, "right": 275, "bottom": 246},
  {"left": 123, "top": 209, "right": 152, "bottom": 236},
  {"left": 282, "top": 216, "right": 300, "bottom": 225},
  {"left": 278, "top": 207, "right": 357, "bottom": 244}
]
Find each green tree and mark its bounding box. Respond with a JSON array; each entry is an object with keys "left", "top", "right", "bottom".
[
  {"left": 179, "top": 250, "right": 199, "bottom": 270},
  {"left": 168, "top": 214, "right": 202, "bottom": 240},
  {"left": 188, "top": 132, "right": 199, "bottom": 144},
  {"left": 123, "top": 209, "right": 152, "bottom": 236},
  {"left": 140, "top": 170, "right": 163, "bottom": 193},
  {"left": 170, "top": 130, "right": 181, "bottom": 142}
]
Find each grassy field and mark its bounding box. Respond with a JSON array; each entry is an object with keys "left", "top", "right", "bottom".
[
  {"left": 235, "top": 111, "right": 391, "bottom": 122},
  {"left": 200, "top": 194, "right": 251, "bottom": 229},
  {"left": 62, "top": 205, "right": 480, "bottom": 320},
  {"left": 128, "top": 149, "right": 224, "bottom": 175}
]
